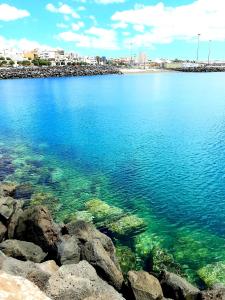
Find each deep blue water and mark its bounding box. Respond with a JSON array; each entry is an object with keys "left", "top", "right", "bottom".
[{"left": 1, "top": 72, "right": 225, "bottom": 278}]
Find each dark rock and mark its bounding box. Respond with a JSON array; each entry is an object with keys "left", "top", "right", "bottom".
[
  {"left": 160, "top": 271, "right": 199, "bottom": 300},
  {"left": 58, "top": 235, "right": 80, "bottom": 265},
  {"left": 0, "top": 156, "right": 15, "bottom": 181},
  {"left": 66, "top": 220, "right": 117, "bottom": 264},
  {"left": 0, "top": 239, "right": 47, "bottom": 263},
  {"left": 12, "top": 183, "right": 34, "bottom": 200},
  {"left": 199, "top": 286, "right": 225, "bottom": 299},
  {"left": 82, "top": 239, "right": 124, "bottom": 290},
  {"left": 0, "top": 221, "right": 7, "bottom": 242},
  {"left": 128, "top": 270, "right": 164, "bottom": 300},
  {"left": 14, "top": 205, "right": 60, "bottom": 255},
  {"left": 45, "top": 260, "right": 125, "bottom": 300}
]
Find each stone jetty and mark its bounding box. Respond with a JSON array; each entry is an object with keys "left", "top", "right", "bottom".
[
  {"left": 167, "top": 66, "right": 225, "bottom": 72},
  {"left": 0, "top": 65, "right": 122, "bottom": 80}
]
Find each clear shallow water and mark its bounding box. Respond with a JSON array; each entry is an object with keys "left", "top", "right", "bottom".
[{"left": 1, "top": 73, "right": 225, "bottom": 283}]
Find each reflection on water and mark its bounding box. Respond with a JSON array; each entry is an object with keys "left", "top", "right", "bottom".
[{"left": 1, "top": 73, "right": 225, "bottom": 284}]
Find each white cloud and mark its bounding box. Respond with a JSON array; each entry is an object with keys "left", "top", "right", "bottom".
[
  {"left": 0, "top": 4, "right": 30, "bottom": 21},
  {"left": 72, "top": 21, "right": 84, "bottom": 31},
  {"left": 57, "top": 26, "right": 119, "bottom": 50},
  {"left": 111, "top": 22, "right": 127, "bottom": 29},
  {"left": 0, "top": 35, "right": 53, "bottom": 51},
  {"left": 46, "top": 3, "right": 80, "bottom": 18},
  {"left": 78, "top": 6, "right": 86, "bottom": 11},
  {"left": 111, "top": 0, "right": 225, "bottom": 46},
  {"left": 56, "top": 23, "right": 69, "bottom": 28},
  {"left": 95, "top": 0, "right": 125, "bottom": 3}
]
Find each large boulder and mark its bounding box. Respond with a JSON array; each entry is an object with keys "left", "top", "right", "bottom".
[
  {"left": 160, "top": 271, "right": 199, "bottom": 300},
  {"left": 128, "top": 270, "right": 163, "bottom": 300},
  {"left": 66, "top": 221, "right": 118, "bottom": 265},
  {"left": 58, "top": 235, "right": 80, "bottom": 265},
  {"left": 0, "top": 239, "right": 47, "bottom": 263},
  {"left": 199, "top": 287, "right": 225, "bottom": 300},
  {"left": 14, "top": 206, "right": 60, "bottom": 255},
  {"left": 0, "top": 196, "right": 17, "bottom": 221},
  {"left": 0, "top": 182, "right": 17, "bottom": 197},
  {"left": 45, "top": 260, "right": 125, "bottom": 300},
  {"left": 0, "top": 271, "right": 51, "bottom": 300},
  {"left": 66, "top": 221, "right": 124, "bottom": 290},
  {"left": 0, "top": 251, "right": 58, "bottom": 291},
  {"left": 82, "top": 239, "right": 124, "bottom": 290}
]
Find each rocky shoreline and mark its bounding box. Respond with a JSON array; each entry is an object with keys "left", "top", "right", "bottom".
[
  {"left": 167, "top": 66, "right": 225, "bottom": 72},
  {"left": 0, "top": 65, "right": 122, "bottom": 80},
  {"left": 0, "top": 182, "right": 225, "bottom": 299}
]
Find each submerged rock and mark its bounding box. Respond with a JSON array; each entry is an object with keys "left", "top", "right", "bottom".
[
  {"left": 107, "top": 215, "right": 147, "bottom": 238},
  {"left": 85, "top": 199, "right": 123, "bottom": 223},
  {"left": 198, "top": 262, "right": 225, "bottom": 288},
  {"left": 116, "top": 245, "right": 138, "bottom": 274},
  {"left": 0, "top": 239, "right": 47, "bottom": 263},
  {"left": 128, "top": 270, "right": 164, "bottom": 300},
  {"left": 45, "top": 260, "right": 125, "bottom": 300},
  {"left": 12, "top": 183, "right": 34, "bottom": 200},
  {"left": 160, "top": 271, "right": 199, "bottom": 300},
  {"left": 0, "top": 271, "right": 51, "bottom": 300}
]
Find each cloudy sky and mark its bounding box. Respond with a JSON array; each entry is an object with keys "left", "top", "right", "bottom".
[{"left": 0, "top": 0, "right": 225, "bottom": 59}]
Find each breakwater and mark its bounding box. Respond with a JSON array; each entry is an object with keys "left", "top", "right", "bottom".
[
  {"left": 166, "top": 66, "right": 225, "bottom": 72},
  {"left": 0, "top": 65, "right": 122, "bottom": 80}
]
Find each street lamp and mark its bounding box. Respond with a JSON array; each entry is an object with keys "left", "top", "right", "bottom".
[
  {"left": 196, "top": 33, "right": 201, "bottom": 62},
  {"left": 208, "top": 40, "right": 212, "bottom": 65}
]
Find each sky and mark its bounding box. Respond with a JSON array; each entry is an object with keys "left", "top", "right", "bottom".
[{"left": 0, "top": 0, "right": 225, "bottom": 60}]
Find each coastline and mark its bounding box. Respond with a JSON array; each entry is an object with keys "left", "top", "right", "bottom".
[
  {"left": 0, "top": 65, "right": 122, "bottom": 80},
  {"left": 120, "top": 68, "right": 168, "bottom": 75}
]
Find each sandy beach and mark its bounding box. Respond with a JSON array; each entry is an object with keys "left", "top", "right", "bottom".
[{"left": 120, "top": 68, "right": 166, "bottom": 74}]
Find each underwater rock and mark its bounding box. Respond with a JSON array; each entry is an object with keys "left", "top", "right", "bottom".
[
  {"left": 160, "top": 271, "right": 199, "bottom": 300},
  {"left": 197, "top": 262, "right": 225, "bottom": 288},
  {"left": 107, "top": 215, "right": 147, "bottom": 238},
  {"left": 45, "top": 260, "right": 125, "bottom": 300},
  {"left": 116, "top": 245, "right": 138, "bottom": 274},
  {"left": 14, "top": 205, "right": 60, "bottom": 255},
  {"left": 0, "top": 156, "right": 15, "bottom": 181},
  {"left": 0, "top": 239, "right": 47, "bottom": 263},
  {"left": 58, "top": 235, "right": 81, "bottom": 265},
  {"left": 51, "top": 167, "right": 64, "bottom": 183},
  {"left": 0, "top": 271, "right": 51, "bottom": 300},
  {"left": 128, "top": 270, "right": 164, "bottom": 300},
  {"left": 12, "top": 183, "right": 34, "bottom": 200},
  {"left": 63, "top": 210, "right": 94, "bottom": 224},
  {"left": 30, "top": 192, "right": 60, "bottom": 217},
  {"left": 85, "top": 199, "right": 123, "bottom": 223},
  {"left": 150, "top": 246, "right": 182, "bottom": 275}
]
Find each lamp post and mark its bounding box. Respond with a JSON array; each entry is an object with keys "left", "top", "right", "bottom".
[
  {"left": 196, "top": 33, "right": 201, "bottom": 62},
  {"left": 208, "top": 40, "right": 212, "bottom": 65}
]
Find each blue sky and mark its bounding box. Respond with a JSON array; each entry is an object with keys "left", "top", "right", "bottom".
[{"left": 0, "top": 0, "right": 225, "bottom": 60}]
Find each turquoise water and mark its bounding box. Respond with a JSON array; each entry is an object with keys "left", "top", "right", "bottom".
[{"left": 1, "top": 73, "right": 225, "bottom": 284}]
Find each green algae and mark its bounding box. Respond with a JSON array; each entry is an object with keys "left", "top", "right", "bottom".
[
  {"left": 116, "top": 245, "right": 140, "bottom": 274},
  {"left": 198, "top": 262, "right": 225, "bottom": 287}
]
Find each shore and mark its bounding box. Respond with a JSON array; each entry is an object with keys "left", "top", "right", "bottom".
[
  {"left": 1, "top": 181, "right": 224, "bottom": 300},
  {"left": 120, "top": 68, "right": 167, "bottom": 75},
  {"left": 0, "top": 65, "right": 122, "bottom": 80}
]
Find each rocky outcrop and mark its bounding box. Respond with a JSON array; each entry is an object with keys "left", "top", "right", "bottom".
[
  {"left": 160, "top": 271, "right": 199, "bottom": 300},
  {"left": 0, "top": 239, "right": 46, "bottom": 263},
  {"left": 14, "top": 205, "right": 60, "bottom": 255},
  {"left": 0, "top": 251, "right": 57, "bottom": 291},
  {"left": 0, "top": 271, "right": 51, "bottom": 300},
  {"left": 45, "top": 260, "right": 125, "bottom": 300},
  {"left": 0, "top": 65, "right": 122, "bottom": 80},
  {"left": 0, "top": 221, "right": 7, "bottom": 242},
  {"left": 128, "top": 271, "right": 164, "bottom": 300},
  {"left": 66, "top": 221, "right": 124, "bottom": 290}
]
